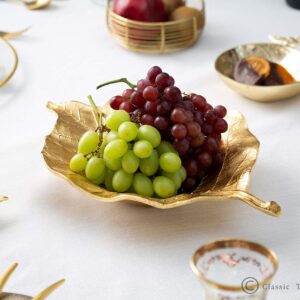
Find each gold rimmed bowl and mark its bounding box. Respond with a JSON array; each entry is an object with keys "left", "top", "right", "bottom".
[
  {"left": 106, "top": 0, "right": 205, "bottom": 53},
  {"left": 190, "top": 239, "right": 278, "bottom": 299},
  {"left": 215, "top": 43, "right": 300, "bottom": 102},
  {"left": 0, "top": 38, "right": 18, "bottom": 88},
  {"left": 42, "top": 100, "right": 281, "bottom": 217}
]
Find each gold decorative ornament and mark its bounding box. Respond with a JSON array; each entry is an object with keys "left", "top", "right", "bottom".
[
  {"left": 42, "top": 101, "right": 281, "bottom": 217},
  {"left": 0, "top": 196, "right": 8, "bottom": 202},
  {"left": 0, "top": 263, "right": 65, "bottom": 300},
  {"left": 106, "top": 0, "right": 205, "bottom": 53},
  {"left": 0, "top": 38, "right": 18, "bottom": 88},
  {"left": 0, "top": 28, "right": 30, "bottom": 40},
  {"left": 190, "top": 239, "right": 278, "bottom": 299},
  {"left": 215, "top": 43, "right": 300, "bottom": 102}
]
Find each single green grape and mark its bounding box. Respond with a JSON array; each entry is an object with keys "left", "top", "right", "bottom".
[
  {"left": 91, "top": 167, "right": 106, "bottom": 185},
  {"left": 157, "top": 141, "right": 176, "bottom": 156},
  {"left": 133, "top": 173, "right": 154, "bottom": 197},
  {"left": 118, "top": 121, "right": 138, "bottom": 142},
  {"left": 122, "top": 150, "right": 139, "bottom": 174},
  {"left": 112, "top": 169, "right": 133, "bottom": 192},
  {"left": 105, "top": 169, "right": 115, "bottom": 191},
  {"left": 106, "top": 110, "right": 130, "bottom": 131},
  {"left": 133, "top": 140, "right": 153, "bottom": 159},
  {"left": 106, "top": 131, "right": 119, "bottom": 143},
  {"left": 153, "top": 176, "right": 176, "bottom": 198},
  {"left": 137, "top": 125, "right": 161, "bottom": 148},
  {"left": 161, "top": 171, "right": 182, "bottom": 190},
  {"left": 85, "top": 156, "right": 106, "bottom": 181},
  {"left": 159, "top": 152, "right": 181, "bottom": 173},
  {"left": 104, "top": 156, "right": 122, "bottom": 171},
  {"left": 139, "top": 150, "right": 159, "bottom": 176},
  {"left": 178, "top": 166, "right": 187, "bottom": 182},
  {"left": 69, "top": 153, "right": 88, "bottom": 173},
  {"left": 104, "top": 139, "right": 128, "bottom": 159},
  {"left": 77, "top": 130, "right": 100, "bottom": 155}
]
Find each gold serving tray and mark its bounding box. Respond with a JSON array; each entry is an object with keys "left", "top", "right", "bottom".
[{"left": 42, "top": 101, "right": 281, "bottom": 217}]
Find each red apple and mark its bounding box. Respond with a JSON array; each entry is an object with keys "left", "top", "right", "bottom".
[{"left": 113, "top": 0, "right": 167, "bottom": 22}]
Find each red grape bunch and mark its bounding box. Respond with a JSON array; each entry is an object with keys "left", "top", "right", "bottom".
[{"left": 103, "top": 66, "right": 228, "bottom": 193}]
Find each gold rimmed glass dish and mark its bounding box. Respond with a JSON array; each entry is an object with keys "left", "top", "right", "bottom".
[{"left": 191, "top": 239, "right": 278, "bottom": 300}]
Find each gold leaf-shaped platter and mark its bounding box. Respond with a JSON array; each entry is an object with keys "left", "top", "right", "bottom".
[{"left": 42, "top": 101, "right": 281, "bottom": 217}]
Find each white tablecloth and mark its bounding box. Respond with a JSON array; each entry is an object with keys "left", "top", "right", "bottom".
[{"left": 1, "top": 0, "right": 300, "bottom": 299}]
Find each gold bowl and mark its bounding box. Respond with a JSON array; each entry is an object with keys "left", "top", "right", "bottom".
[
  {"left": 106, "top": 0, "right": 205, "bottom": 53},
  {"left": 42, "top": 100, "right": 281, "bottom": 217},
  {"left": 215, "top": 43, "right": 300, "bottom": 102}
]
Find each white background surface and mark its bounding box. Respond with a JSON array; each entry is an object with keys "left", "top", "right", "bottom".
[{"left": 1, "top": 0, "right": 300, "bottom": 299}]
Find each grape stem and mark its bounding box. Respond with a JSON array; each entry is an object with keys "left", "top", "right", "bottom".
[
  {"left": 96, "top": 78, "right": 136, "bottom": 90},
  {"left": 87, "top": 95, "right": 102, "bottom": 127}
]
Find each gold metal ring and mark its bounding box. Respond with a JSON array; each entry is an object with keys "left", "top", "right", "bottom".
[{"left": 0, "top": 38, "right": 19, "bottom": 88}]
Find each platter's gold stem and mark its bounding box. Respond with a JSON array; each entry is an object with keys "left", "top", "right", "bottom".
[
  {"left": 0, "top": 263, "right": 18, "bottom": 294},
  {"left": 32, "top": 279, "right": 65, "bottom": 300},
  {"left": 0, "top": 196, "right": 8, "bottom": 202},
  {"left": 0, "top": 27, "right": 30, "bottom": 40},
  {"left": 205, "top": 191, "right": 281, "bottom": 217}
]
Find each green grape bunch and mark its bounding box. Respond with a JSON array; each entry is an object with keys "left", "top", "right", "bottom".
[{"left": 69, "top": 96, "right": 186, "bottom": 199}]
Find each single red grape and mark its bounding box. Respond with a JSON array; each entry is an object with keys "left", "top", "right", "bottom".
[
  {"left": 155, "top": 72, "right": 170, "bottom": 90},
  {"left": 122, "top": 89, "right": 134, "bottom": 100},
  {"left": 119, "top": 101, "right": 133, "bottom": 113},
  {"left": 197, "top": 152, "right": 213, "bottom": 168},
  {"left": 173, "top": 138, "right": 190, "bottom": 156},
  {"left": 143, "top": 86, "right": 159, "bottom": 102},
  {"left": 170, "top": 108, "right": 188, "bottom": 124},
  {"left": 214, "top": 105, "right": 227, "bottom": 118},
  {"left": 110, "top": 95, "right": 124, "bottom": 110},
  {"left": 154, "top": 116, "right": 169, "bottom": 130},
  {"left": 163, "top": 86, "right": 182, "bottom": 103},
  {"left": 157, "top": 101, "right": 172, "bottom": 115},
  {"left": 132, "top": 108, "right": 144, "bottom": 120},
  {"left": 141, "top": 114, "right": 154, "bottom": 126},
  {"left": 203, "top": 137, "right": 219, "bottom": 153},
  {"left": 137, "top": 79, "right": 151, "bottom": 92},
  {"left": 202, "top": 123, "right": 213, "bottom": 135},
  {"left": 190, "top": 133, "right": 205, "bottom": 148},
  {"left": 144, "top": 100, "right": 158, "bottom": 114},
  {"left": 214, "top": 118, "right": 228, "bottom": 133},
  {"left": 171, "top": 124, "right": 187, "bottom": 139},
  {"left": 147, "top": 66, "right": 162, "bottom": 83},
  {"left": 184, "top": 159, "right": 198, "bottom": 177},
  {"left": 182, "top": 177, "right": 197, "bottom": 191},
  {"left": 186, "top": 122, "right": 201, "bottom": 138},
  {"left": 192, "top": 95, "right": 207, "bottom": 111},
  {"left": 205, "top": 109, "right": 218, "bottom": 124},
  {"left": 130, "top": 91, "right": 146, "bottom": 108}
]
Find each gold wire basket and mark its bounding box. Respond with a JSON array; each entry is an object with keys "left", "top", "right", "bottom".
[{"left": 106, "top": 0, "right": 205, "bottom": 53}]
